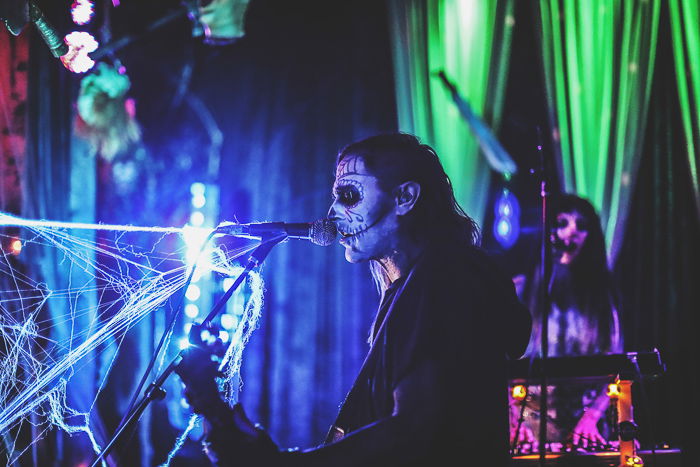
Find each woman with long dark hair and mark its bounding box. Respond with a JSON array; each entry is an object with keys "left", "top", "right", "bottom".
[{"left": 512, "top": 194, "right": 622, "bottom": 451}]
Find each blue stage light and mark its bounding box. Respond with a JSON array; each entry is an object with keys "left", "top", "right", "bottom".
[{"left": 493, "top": 188, "right": 520, "bottom": 249}]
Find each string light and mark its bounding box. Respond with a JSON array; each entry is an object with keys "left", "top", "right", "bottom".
[
  {"left": 71, "top": 0, "right": 95, "bottom": 25},
  {"left": 607, "top": 382, "right": 621, "bottom": 398},
  {"left": 61, "top": 31, "right": 99, "bottom": 73},
  {"left": 10, "top": 238, "right": 22, "bottom": 255},
  {"left": 184, "top": 304, "right": 200, "bottom": 319},
  {"left": 511, "top": 384, "right": 527, "bottom": 401}
]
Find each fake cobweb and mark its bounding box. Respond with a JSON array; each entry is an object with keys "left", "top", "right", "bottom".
[{"left": 0, "top": 213, "right": 266, "bottom": 465}]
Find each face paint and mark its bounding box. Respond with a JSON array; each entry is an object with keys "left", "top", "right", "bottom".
[
  {"left": 327, "top": 157, "right": 397, "bottom": 263},
  {"left": 333, "top": 179, "right": 365, "bottom": 224},
  {"left": 554, "top": 211, "right": 589, "bottom": 265},
  {"left": 335, "top": 155, "right": 361, "bottom": 178}
]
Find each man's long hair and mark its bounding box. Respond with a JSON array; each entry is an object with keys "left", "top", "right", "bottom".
[{"left": 336, "top": 133, "right": 480, "bottom": 293}]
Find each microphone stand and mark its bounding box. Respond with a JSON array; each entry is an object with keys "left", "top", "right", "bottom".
[
  {"left": 90, "top": 234, "right": 285, "bottom": 467},
  {"left": 536, "top": 127, "right": 553, "bottom": 467}
]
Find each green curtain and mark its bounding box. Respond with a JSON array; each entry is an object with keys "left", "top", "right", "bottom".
[
  {"left": 388, "top": 0, "right": 514, "bottom": 227},
  {"left": 669, "top": 0, "right": 700, "bottom": 216},
  {"left": 539, "top": 0, "right": 660, "bottom": 261}
]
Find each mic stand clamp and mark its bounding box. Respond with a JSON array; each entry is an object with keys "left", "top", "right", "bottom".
[{"left": 90, "top": 234, "right": 286, "bottom": 467}]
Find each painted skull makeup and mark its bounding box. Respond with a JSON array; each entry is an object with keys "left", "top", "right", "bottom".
[
  {"left": 554, "top": 211, "right": 589, "bottom": 265},
  {"left": 333, "top": 179, "right": 364, "bottom": 214},
  {"left": 328, "top": 157, "right": 397, "bottom": 263}
]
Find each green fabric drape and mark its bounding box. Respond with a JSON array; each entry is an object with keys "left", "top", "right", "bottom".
[
  {"left": 615, "top": 40, "right": 700, "bottom": 455},
  {"left": 669, "top": 0, "right": 700, "bottom": 216},
  {"left": 539, "top": 0, "right": 660, "bottom": 261},
  {"left": 388, "top": 0, "right": 514, "bottom": 227}
]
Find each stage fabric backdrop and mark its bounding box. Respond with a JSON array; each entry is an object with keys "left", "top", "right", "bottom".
[
  {"left": 615, "top": 17, "right": 700, "bottom": 456},
  {"left": 669, "top": 0, "right": 700, "bottom": 216},
  {"left": 0, "top": 28, "right": 27, "bottom": 215},
  {"left": 538, "top": 0, "right": 660, "bottom": 262},
  {"left": 22, "top": 18, "right": 110, "bottom": 466},
  {"left": 388, "top": 0, "right": 515, "bottom": 227}
]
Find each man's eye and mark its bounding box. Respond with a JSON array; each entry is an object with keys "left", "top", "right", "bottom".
[{"left": 337, "top": 187, "right": 360, "bottom": 206}]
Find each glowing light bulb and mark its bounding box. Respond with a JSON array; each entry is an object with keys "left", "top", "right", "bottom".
[
  {"left": 190, "top": 211, "right": 205, "bottom": 227},
  {"left": 190, "top": 182, "right": 206, "bottom": 196},
  {"left": 182, "top": 224, "right": 211, "bottom": 266},
  {"left": 61, "top": 32, "right": 98, "bottom": 73},
  {"left": 222, "top": 278, "right": 235, "bottom": 292},
  {"left": 185, "top": 284, "right": 201, "bottom": 301},
  {"left": 71, "top": 0, "right": 95, "bottom": 25},
  {"left": 185, "top": 304, "right": 199, "bottom": 318},
  {"left": 512, "top": 385, "right": 527, "bottom": 401},
  {"left": 500, "top": 202, "right": 512, "bottom": 217},
  {"left": 220, "top": 314, "right": 237, "bottom": 330},
  {"left": 178, "top": 338, "right": 191, "bottom": 350},
  {"left": 191, "top": 269, "right": 202, "bottom": 283},
  {"left": 607, "top": 382, "right": 621, "bottom": 398},
  {"left": 219, "top": 330, "right": 230, "bottom": 342},
  {"left": 492, "top": 189, "right": 520, "bottom": 249},
  {"left": 10, "top": 238, "right": 22, "bottom": 255},
  {"left": 192, "top": 194, "right": 206, "bottom": 209},
  {"left": 497, "top": 219, "right": 511, "bottom": 237}
]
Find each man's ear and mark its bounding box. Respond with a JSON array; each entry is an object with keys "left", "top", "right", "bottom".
[{"left": 395, "top": 181, "right": 421, "bottom": 216}]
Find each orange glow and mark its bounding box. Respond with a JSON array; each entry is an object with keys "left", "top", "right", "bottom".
[
  {"left": 607, "top": 382, "right": 621, "bottom": 398},
  {"left": 512, "top": 384, "right": 527, "bottom": 401},
  {"left": 10, "top": 239, "right": 22, "bottom": 255}
]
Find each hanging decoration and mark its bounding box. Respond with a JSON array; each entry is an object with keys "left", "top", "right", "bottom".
[
  {"left": 74, "top": 62, "right": 141, "bottom": 160},
  {"left": 198, "top": 0, "right": 250, "bottom": 44}
]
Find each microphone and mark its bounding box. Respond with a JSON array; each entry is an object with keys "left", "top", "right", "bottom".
[{"left": 215, "top": 219, "right": 337, "bottom": 246}]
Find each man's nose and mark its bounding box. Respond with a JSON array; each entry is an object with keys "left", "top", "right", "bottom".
[{"left": 327, "top": 203, "right": 341, "bottom": 222}]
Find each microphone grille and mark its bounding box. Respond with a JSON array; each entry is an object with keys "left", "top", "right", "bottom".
[{"left": 310, "top": 219, "right": 337, "bottom": 246}]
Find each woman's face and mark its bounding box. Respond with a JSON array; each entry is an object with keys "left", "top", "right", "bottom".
[{"left": 554, "top": 210, "right": 589, "bottom": 265}]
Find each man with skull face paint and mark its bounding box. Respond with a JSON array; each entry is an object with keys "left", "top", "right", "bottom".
[
  {"left": 198, "top": 134, "right": 532, "bottom": 466},
  {"left": 317, "top": 133, "right": 530, "bottom": 466}
]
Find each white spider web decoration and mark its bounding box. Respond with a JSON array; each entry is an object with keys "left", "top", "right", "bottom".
[{"left": 0, "top": 215, "right": 265, "bottom": 464}]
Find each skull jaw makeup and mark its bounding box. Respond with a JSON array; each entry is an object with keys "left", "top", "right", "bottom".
[{"left": 328, "top": 156, "right": 400, "bottom": 263}]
